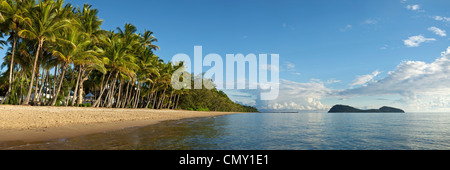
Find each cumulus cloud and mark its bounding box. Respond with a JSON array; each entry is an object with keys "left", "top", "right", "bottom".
[
  {"left": 406, "top": 4, "right": 420, "bottom": 11},
  {"left": 233, "top": 79, "right": 333, "bottom": 112},
  {"left": 340, "top": 24, "right": 352, "bottom": 32},
  {"left": 350, "top": 70, "right": 381, "bottom": 87},
  {"left": 428, "top": 27, "right": 447, "bottom": 37},
  {"left": 228, "top": 47, "right": 450, "bottom": 112},
  {"left": 433, "top": 16, "right": 450, "bottom": 23},
  {"left": 404, "top": 35, "right": 436, "bottom": 47},
  {"left": 339, "top": 47, "right": 450, "bottom": 111},
  {"left": 362, "top": 19, "right": 378, "bottom": 25}
]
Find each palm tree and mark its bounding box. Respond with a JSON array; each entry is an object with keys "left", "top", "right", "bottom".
[
  {"left": 18, "top": 0, "right": 72, "bottom": 105},
  {"left": 0, "top": 0, "right": 33, "bottom": 104},
  {"left": 92, "top": 30, "right": 139, "bottom": 108},
  {"left": 49, "top": 18, "right": 104, "bottom": 106},
  {"left": 140, "top": 30, "right": 159, "bottom": 51},
  {"left": 73, "top": 4, "right": 106, "bottom": 105}
]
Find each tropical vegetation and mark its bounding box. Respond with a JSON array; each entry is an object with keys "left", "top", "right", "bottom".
[{"left": 0, "top": 0, "right": 257, "bottom": 112}]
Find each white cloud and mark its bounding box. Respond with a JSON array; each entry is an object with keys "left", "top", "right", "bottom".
[
  {"left": 400, "top": 0, "right": 407, "bottom": 3},
  {"left": 403, "top": 35, "right": 436, "bottom": 47},
  {"left": 259, "top": 64, "right": 279, "bottom": 72},
  {"left": 228, "top": 47, "right": 450, "bottom": 112},
  {"left": 286, "top": 63, "right": 295, "bottom": 69},
  {"left": 433, "top": 16, "right": 450, "bottom": 23},
  {"left": 235, "top": 79, "right": 333, "bottom": 112},
  {"left": 428, "top": 27, "right": 447, "bottom": 37},
  {"left": 350, "top": 70, "right": 381, "bottom": 86},
  {"left": 327, "top": 79, "right": 341, "bottom": 84},
  {"left": 362, "top": 19, "right": 378, "bottom": 25},
  {"left": 283, "top": 62, "right": 296, "bottom": 72},
  {"left": 338, "top": 47, "right": 450, "bottom": 111},
  {"left": 406, "top": 4, "right": 420, "bottom": 11},
  {"left": 340, "top": 24, "right": 352, "bottom": 32}
]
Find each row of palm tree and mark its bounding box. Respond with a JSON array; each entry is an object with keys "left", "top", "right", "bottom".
[{"left": 0, "top": 0, "right": 188, "bottom": 109}]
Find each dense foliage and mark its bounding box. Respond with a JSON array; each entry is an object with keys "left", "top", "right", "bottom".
[{"left": 0, "top": 0, "right": 257, "bottom": 112}]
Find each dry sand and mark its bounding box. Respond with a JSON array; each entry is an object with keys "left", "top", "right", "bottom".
[{"left": 0, "top": 105, "right": 238, "bottom": 142}]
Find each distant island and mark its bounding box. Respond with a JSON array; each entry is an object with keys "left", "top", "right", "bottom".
[{"left": 328, "top": 105, "right": 405, "bottom": 113}]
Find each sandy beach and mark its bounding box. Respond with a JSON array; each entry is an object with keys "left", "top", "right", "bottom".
[{"left": 0, "top": 105, "right": 238, "bottom": 142}]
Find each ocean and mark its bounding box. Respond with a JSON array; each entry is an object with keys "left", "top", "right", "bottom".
[{"left": 3, "top": 112, "right": 450, "bottom": 150}]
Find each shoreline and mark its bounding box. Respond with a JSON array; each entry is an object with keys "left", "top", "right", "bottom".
[{"left": 0, "top": 105, "right": 239, "bottom": 143}]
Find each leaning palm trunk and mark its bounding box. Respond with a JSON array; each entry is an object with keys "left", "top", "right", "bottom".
[
  {"left": 106, "top": 72, "right": 119, "bottom": 108},
  {"left": 144, "top": 92, "right": 152, "bottom": 109},
  {"left": 77, "top": 69, "right": 92, "bottom": 105},
  {"left": 36, "top": 70, "right": 48, "bottom": 103},
  {"left": 51, "top": 65, "right": 58, "bottom": 102},
  {"left": 167, "top": 91, "right": 173, "bottom": 109},
  {"left": 1, "top": 36, "right": 17, "bottom": 105},
  {"left": 174, "top": 94, "right": 180, "bottom": 110},
  {"left": 171, "top": 94, "right": 177, "bottom": 109},
  {"left": 157, "top": 88, "right": 166, "bottom": 109},
  {"left": 124, "top": 83, "right": 135, "bottom": 108},
  {"left": 51, "top": 64, "right": 68, "bottom": 106},
  {"left": 115, "top": 80, "right": 123, "bottom": 108},
  {"left": 133, "top": 83, "right": 141, "bottom": 108},
  {"left": 120, "top": 81, "right": 130, "bottom": 108},
  {"left": 71, "top": 67, "right": 82, "bottom": 106},
  {"left": 152, "top": 91, "right": 158, "bottom": 109},
  {"left": 23, "top": 40, "right": 43, "bottom": 105},
  {"left": 93, "top": 72, "right": 112, "bottom": 107},
  {"left": 144, "top": 82, "right": 156, "bottom": 109},
  {"left": 32, "top": 70, "right": 40, "bottom": 103},
  {"left": 32, "top": 54, "right": 44, "bottom": 103}
]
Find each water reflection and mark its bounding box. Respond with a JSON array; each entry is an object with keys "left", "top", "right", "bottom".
[
  {"left": 2, "top": 112, "right": 450, "bottom": 150},
  {"left": 2, "top": 116, "right": 228, "bottom": 150}
]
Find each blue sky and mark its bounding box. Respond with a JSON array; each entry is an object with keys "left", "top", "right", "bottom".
[{"left": 2, "top": 0, "right": 450, "bottom": 112}]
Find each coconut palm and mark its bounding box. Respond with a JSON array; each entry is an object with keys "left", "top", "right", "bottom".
[
  {"left": 18, "top": 0, "right": 72, "bottom": 105},
  {"left": 0, "top": 0, "right": 34, "bottom": 104},
  {"left": 49, "top": 19, "right": 98, "bottom": 106},
  {"left": 72, "top": 4, "right": 106, "bottom": 105},
  {"left": 92, "top": 30, "right": 139, "bottom": 108}
]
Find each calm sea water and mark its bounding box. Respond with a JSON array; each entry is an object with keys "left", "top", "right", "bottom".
[{"left": 3, "top": 112, "right": 450, "bottom": 150}]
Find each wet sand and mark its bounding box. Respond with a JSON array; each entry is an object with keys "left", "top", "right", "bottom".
[{"left": 0, "top": 105, "right": 237, "bottom": 142}]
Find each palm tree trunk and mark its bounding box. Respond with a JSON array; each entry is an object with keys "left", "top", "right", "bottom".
[
  {"left": 121, "top": 81, "right": 130, "bottom": 108},
  {"left": 93, "top": 72, "right": 112, "bottom": 107},
  {"left": 19, "top": 72, "right": 25, "bottom": 105},
  {"left": 157, "top": 88, "right": 166, "bottom": 109},
  {"left": 133, "top": 83, "right": 141, "bottom": 108},
  {"left": 144, "top": 82, "right": 156, "bottom": 109},
  {"left": 32, "top": 70, "right": 40, "bottom": 103},
  {"left": 1, "top": 36, "right": 17, "bottom": 105},
  {"left": 115, "top": 80, "right": 123, "bottom": 108},
  {"left": 78, "top": 69, "right": 92, "bottom": 105},
  {"left": 71, "top": 66, "right": 82, "bottom": 106},
  {"left": 23, "top": 40, "right": 43, "bottom": 105},
  {"left": 32, "top": 53, "right": 44, "bottom": 104},
  {"left": 175, "top": 94, "right": 181, "bottom": 110},
  {"left": 144, "top": 92, "right": 152, "bottom": 109},
  {"left": 51, "top": 64, "right": 58, "bottom": 102},
  {"left": 36, "top": 69, "right": 47, "bottom": 103},
  {"left": 51, "top": 64, "right": 68, "bottom": 106},
  {"left": 171, "top": 94, "right": 177, "bottom": 109},
  {"left": 167, "top": 91, "right": 173, "bottom": 109},
  {"left": 125, "top": 83, "right": 134, "bottom": 108},
  {"left": 106, "top": 72, "right": 119, "bottom": 108},
  {"left": 152, "top": 91, "right": 158, "bottom": 109}
]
